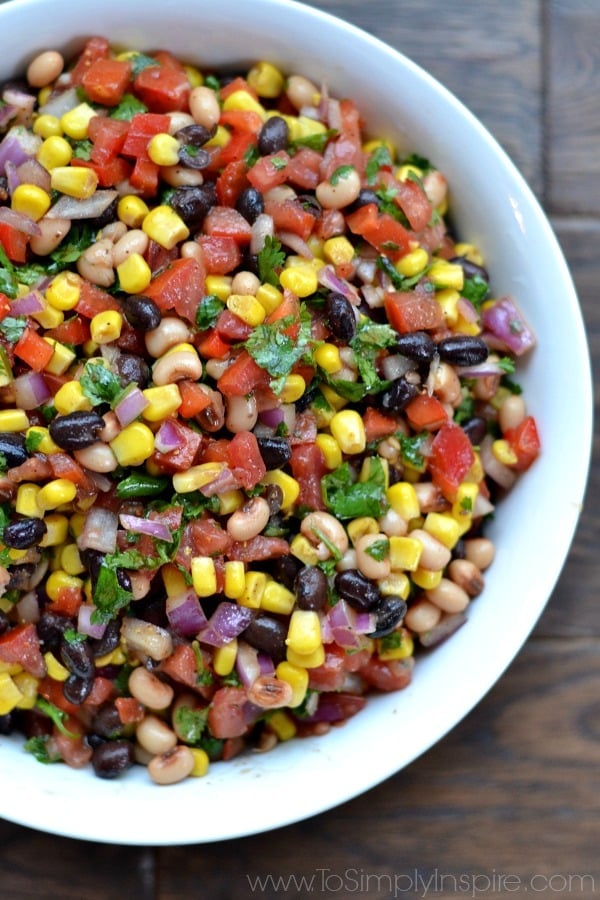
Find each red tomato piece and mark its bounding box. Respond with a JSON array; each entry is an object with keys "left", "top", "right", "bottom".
[
  {"left": 363, "top": 406, "right": 400, "bottom": 441},
  {"left": 265, "top": 289, "right": 300, "bottom": 337},
  {"left": 177, "top": 380, "right": 213, "bottom": 418},
  {"left": 0, "top": 623, "right": 46, "bottom": 678},
  {"left": 228, "top": 536, "right": 290, "bottom": 562},
  {"left": 219, "top": 109, "right": 263, "bottom": 134},
  {"left": 14, "top": 327, "right": 54, "bottom": 372},
  {"left": 203, "top": 206, "right": 253, "bottom": 244},
  {"left": 216, "top": 351, "right": 271, "bottom": 397},
  {"left": 83, "top": 676, "right": 114, "bottom": 709},
  {"left": 197, "top": 235, "right": 242, "bottom": 275},
  {"left": 50, "top": 586, "right": 83, "bottom": 617},
  {"left": 143, "top": 257, "right": 205, "bottom": 322},
  {"left": 215, "top": 130, "right": 257, "bottom": 168},
  {"left": 134, "top": 65, "right": 190, "bottom": 113},
  {"left": 151, "top": 418, "right": 202, "bottom": 473},
  {"left": 114, "top": 697, "right": 145, "bottom": 725},
  {"left": 428, "top": 422, "right": 476, "bottom": 501},
  {"left": 216, "top": 159, "right": 249, "bottom": 206},
  {"left": 45, "top": 315, "right": 90, "bottom": 346},
  {"left": 121, "top": 113, "right": 171, "bottom": 158},
  {"left": 345, "top": 203, "right": 412, "bottom": 257},
  {"left": 264, "top": 197, "right": 316, "bottom": 241},
  {"left": 246, "top": 151, "right": 291, "bottom": 192},
  {"left": 405, "top": 393, "right": 449, "bottom": 431},
  {"left": 504, "top": 415, "right": 541, "bottom": 471},
  {"left": 215, "top": 309, "right": 252, "bottom": 342},
  {"left": 290, "top": 442, "right": 327, "bottom": 510},
  {"left": 0, "top": 221, "right": 28, "bottom": 263},
  {"left": 308, "top": 645, "right": 348, "bottom": 691},
  {"left": 195, "top": 328, "right": 232, "bottom": 360},
  {"left": 81, "top": 58, "right": 132, "bottom": 107},
  {"left": 285, "top": 147, "right": 323, "bottom": 190},
  {"left": 219, "top": 77, "right": 258, "bottom": 102},
  {"left": 71, "top": 156, "right": 133, "bottom": 189},
  {"left": 88, "top": 116, "right": 130, "bottom": 164},
  {"left": 228, "top": 430, "right": 267, "bottom": 489},
  {"left": 384, "top": 288, "right": 445, "bottom": 334},
  {"left": 377, "top": 170, "right": 432, "bottom": 232},
  {"left": 0, "top": 292, "right": 10, "bottom": 321},
  {"left": 129, "top": 155, "right": 160, "bottom": 195},
  {"left": 69, "top": 37, "right": 110, "bottom": 85},
  {"left": 208, "top": 687, "right": 249, "bottom": 739},
  {"left": 359, "top": 656, "right": 414, "bottom": 691}
]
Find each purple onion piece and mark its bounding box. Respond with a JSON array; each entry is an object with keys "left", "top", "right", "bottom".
[
  {"left": 197, "top": 602, "right": 255, "bottom": 648},
  {"left": 481, "top": 296, "right": 536, "bottom": 356}
]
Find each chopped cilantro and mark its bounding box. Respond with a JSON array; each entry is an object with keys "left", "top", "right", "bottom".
[
  {"left": 0, "top": 245, "right": 18, "bottom": 298},
  {"left": 173, "top": 705, "right": 209, "bottom": 745},
  {"left": 70, "top": 138, "right": 93, "bottom": 160},
  {"left": 289, "top": 130, "right": 336, "bottom": 154},
  {"left": 365, "top": 145, "right": 393, "bottom": 185},
  {"left": 461, "top": 275, "right": 489, "bottom": 308},
  {"left": 196, "top": 294, "right": 225, "bottom": 330},
  {"left": 329, "top": 164, "right": 354, "bottom": 185},
  {"left": 322, "top": 457, "right": 388, "bottom": 520},
  {"left": 191, "top": 639, "right": 214, "bottom": 686},
  {"left": 453, "top": 394, "right": 475, "bottom": 425},
  {"left": 349, "top": 316, "right": 398, "bottom": 394},
  {"left": 270, "top": 156, "right": 288, "bottom": 171},
  {"left": 379, "top": 631, "right": 404, "bottom": 653},
  {"left": 365, "top": 538, "right": 390, "bottom": 561},
  {"left": 92, "top": 563, "right": 134, "bottom": 624},
  {"left": 0, "top": 316, "right": 27, "bottom": 343},
  {"left": 110, "top": 93, "right": 148, "bottom": 121},
  {"left": 117, "top": 473, "right": 170, "bottom": 499},
  {"left": 374, "top": 185, "right": 409, "bottom": 225},
  {"left": 14, "top": 263, "right": 46, "bottom": 286},
  {"left": 398, "top": 432, "right": 429, "bottom": 471},
  {"left": 257, "top": 235, "right": 286, "bottom": 287},
  {"left": 35, "top": 697, "right": 79, "bottom": 738},
  {"left": 243, "top": 144, "right": 260, "bottom": 167},
  {"left": 0, "top": 451, "right": 7, "bottom": 474},
  {"left": 498, "top": 356, "right": 516, "bottom": 375},
  {"left": 203, "top": 74, "right": 220, "bottom": 92},
  {"left": 63, "top": 628, "right": 87, "bottom": 644},
  {"left": 244, "top": 302, "right": 315, "bottom": 394},
  {"left": 128, "top": 53, "right": 159, "bottom": 78},
  {"left": 23, "top": 735, "right": 59, "bottom": 764},
  {"left": 80, "top": 361, "right": 123, "bottom": 407},
  {"left": 173, "top": 490, "right": 221, "bottom": 519},
  {"left": 460, "top": 495, "right": 473, "bottom": 513},
  {"left": 44, "top": 222, "right": 95, "bottom": 274},
  {"left": 402, "top": 152, "right": 432, "bottom": 172}
]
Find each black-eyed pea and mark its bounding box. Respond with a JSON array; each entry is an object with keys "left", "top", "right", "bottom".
[
  {"left": 148, "top": 745, "right": 195, "bottom": 785},
  {"left": 464, "top": 537, "right": 495, "bottom": 571},
  {"left": 225, "top": 393, "right": 258, "bottom": 433},
  {"left": 335, "top": 548, "right": 358, "bottom": 572},
  {"left": 247, "top": 675, "right": 293, "bottom": 709},
  {"left": 431, "top": 361, "right": 462, "bottom": 406},
  {"left": 226, "top": 496, "right": 270, "bottom": 541},
  {"left": 301, "top": 511, "right": 349, "bottom": 561},
  {"left": 129, "top": 571, "right": 152, "bottom": 601},
  {"left": 152, "top": 349, "right": 202, "bottom": 385},
  {"left": 404, "top": 598, "right": 442, "bottom": 633},
  {"left": 99, "top": 411, "right": 120, "bottom": 443},
  {"left": 145, "top": 316, "right": 191, "bottom": 358},
  {"left": 355, "top": 532, "right": 392, "bottom": 580},
  {"left": 448, "top": 558, "right": 485, "bottom": 597},
  {"left": 128, "top": 666, "right": 174, "bottom": 711},
  {"left": 425, "top": 578, "right": 470, "bottom": 614},
  {"left": 100, "top": 221, "right": 128, "bottom": 243},
  {"left": 410, "top": 528, "right": 452, "bottom": 571},
  {"left": 379, "top": 508, "right": 408, "bottom": 537},
  {"left": 135, "top": 714, "right": 178, "bottom": 756}
]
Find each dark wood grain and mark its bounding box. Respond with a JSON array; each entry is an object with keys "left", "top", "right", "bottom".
[{"left": 0, "top": 2, "right": 598, "bottom": 897}]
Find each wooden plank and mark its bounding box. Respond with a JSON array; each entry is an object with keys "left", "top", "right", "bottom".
[{"left": 547, "top": 0, "right": 600, "bottom": 213}]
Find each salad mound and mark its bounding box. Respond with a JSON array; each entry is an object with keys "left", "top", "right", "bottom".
[{"left": 0, "top": 39, "right": 539, "bottom": 784}]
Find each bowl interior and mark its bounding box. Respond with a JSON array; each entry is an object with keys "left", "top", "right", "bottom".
[{"left": 0, "top": 0, "right": 592, "bottom": 845}]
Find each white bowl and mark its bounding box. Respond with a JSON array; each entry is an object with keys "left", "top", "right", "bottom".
[{"left": 0, "top": 0, "right": 592, "bottom": 845}]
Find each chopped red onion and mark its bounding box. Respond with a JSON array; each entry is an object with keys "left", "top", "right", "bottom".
[
  {"left": 276, "top": 229, "right": 313, "bottom": 258},
  {"left": 197, "top": 602, "right": 255, "bottom": 648},
  {"left": 166, "top": 589, "right": 208, "bottom": 638},
  {"left": 15, "top": 590, "right": 39, "bottom": 624},
  {"left": 0, "top": 103, "right": 16, "bottom": 129},
  {"left": 299, "top": 692, "right": 367, "bottom": 723},
  {"left": 9, "top": 291, "right": 44, "bottom": 316},
  {"left": 0, "top": 126, "right": 41, "bottom": 173},
  {"left": 85, "top": 470, "right": 112, "bottom": 493},
  {"left": 17, "top": 157, "right": 51, "bottom": 192},
  {"left": 327, "top": 599, "right": 375, "bottom": 649},
  {"left": 0, "top": 205, "right": 42, "bottom": 236},
  {"left": 361, "top": 284, "right": 385, "bottom": 309},
  {"left": 250, "top": 213, "right": 274, "bottom": 255},
  {"left": 13, "top": 371, "right": 52, "bottom": 410},
  {"left": 380, "top": 353, "right": 417, "bottom": 381},
  {"left": 77, "top": 604, "right": 107, "bottom": 640},
  {"left": 457, "top": 296, "right": 479, "bottom": 323},
  {"left": 153, "top": 417, "right": 185, "bottom": 453},
  {"left": 258, "top": 406, "right": 285, "bottom": 428},
  {"left": 119, "top": 514, "right": 172, "bottom": 543},
  {"left": 318, "top": 264, "right": 361, "bottom": 305},
  {"left": 479, "top": 434, "right": 517, "bottom": 491},
  {"left": 38, "top": 86, "right": 80, "bottom": 118},
  {"left": 457, "top": 358, "right": 508, "bottom": 378},
  {"left": 5, "top": 160, "right": 20, "bottom": 194},
  {"left": 3, "top": 87, "right": 36, "bottom": 121},
  {"left": 77, "top": 507, "right": 118, "bottom": 554},
  {"left": 258, "top": 652, "right": 275, "bottom": 677},
  {"left": 47, "top": 190, "right": 118, "bottom": 220},
  {"left": 420, "top": 612, "right": 468, "bottom": 648},
  {"left": 114, "top": 386, "right": 149, "bottom": 427},
  {"left": 235, "top": 640, "right": 261, "bottom": 687},
  {"left": 481, "top": 296, "right": 536, "bottom": 356}
]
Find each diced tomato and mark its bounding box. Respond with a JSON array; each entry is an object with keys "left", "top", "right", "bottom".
[
  {"left": 13, "top": 327, "right": 54, "bottom": 372},
  {"left": 308, "top": 645, "right": 348, "bottom": 691},
  {"left": 49, "top": 453, "right": 96, "bottom": 494},
  {"left": 264, "top": 197, "right": 316, "bottom": 241},
  {"left": 320, "top": 132, "right": 363, "bottom": 180},
  {"left": 159, "top": 644, "right": 211, "bottom": 694},
  {"left": 363, "top": 407, "right": 399, "bottom": 442},
  {"left": 207, "top": 687, "right": 249, "bottom": 739},
  {"left": 0, "top": 623, "right": 46, "bottom": 678},
  {"left": 177, "top": 516, "right": 232, "bottom": 564},
  {"left": 83, "top": 676, "right": 114, "bottom": 708},
  {"left": 195, "top": 327, "right": 232, "bottom": 360},
  {"left": 52, "top": 728, "right": 93, "bottom": 769},
  {"left": 50, "top": 586, "right": 83, "bottom": 617},
  {"left": 228, "top": 536, "right": 290, "bottom": 561},
  {"left": 145, "top": 240, "right": 179, "bottom": 275},
  {"left": 215, "top": 130, "right": 257, "bottom": 168},
  {"left": 428, "top": 422, "right": 476, "bottom": 501},
  {"left": 504, "top": 415, "right": 541, "bottom": 471},
  {"left": 227, "top": 430, "right": 267, "bottom": 489},
  {"left": 216, "top": 159, "right": 249, "bottom": 206},
  {"left": 246, "top": 151, "right": 291, "bottom": 192},
  {"left": 152, "top": 50, "right": 187, "bottom": 72},
  {"left": 290, "top": 442, "right": 327, "bottom": 510},
  {"left": 0, "top": 292, "right": 11, "bottom": 321},
  {"left": 359, "top": 656, "right": 414, "bottom": 691},
  {"left": 216, "top": 350, "right": 271, "bottom": 397},
  {"left": 285, "top": 147, "right": 323, "bottom": 190},
  {"left": 129, "top": 155, "right": 160, "bottom": 195},
  {"left": 76, "top": 280, "right": 121, "bottom": 318},
  {"left": 151, "top": 418, "right": 202, "bottom": 473},
  {"left": 87, "top": 115, "right": 129, "bottom": 159},
  {"left": 339, "top": 98, "right": 363, "bottom": 144},
  {"left": 134, "top": 65, "right": 190, "bottom": 113},
  {"left": 177, "top": 380, "right": 213, "bottom": 417},
  {"left": 0, "top": 221, "right": 28, "bottom": 263},
  {"left": 384, "top": 287, "right": 445, "bottom": 334},
  {"left": 377, "top": 170, "right": 432, "bottom": 232},
  {"left": 197, "top": 235, "right": 242, "bottom": 275},
  {"left": 346, "top": 203, "right": 412, "bottom": 258},
  {"left": 219, "top": 76, "right": 258, "bottom": 102},
  {"left": 81, "top": 58, "right": 132, "bottom": 106},
  {"left": 69, "top": 36, "right": 110, "bottom": 85},
  {"left": 45, "top": 315, "right": 90, "bottom": 347},
  {"left": 115, "top": 697, "right": 145, "bottom": 725},
  {"left": 304, "top": 692, "right": 367, "bottom": 723},
  {"left": 405, "top": 393, "right": 449, "bottom": 431},
  {"left": 215, "top": 309, "right": 252, "bottom": 342},
  {"left": 219, "top": 109, "right": 263, "bottom": 134},
  {"left": 121, "top": 112, "right": 171, "bottom": 158},
  {"left": 203, "top": 206, "right": 253, "bottom": 244},
  {"left": 71, "top": 156, "right": 132, "bottom": 188},
  {"left": 265, "top": 289, "right": 300, "bottom": 337},
  {"left": 143, "top": 257, "right": 205, "bottom": 322}
]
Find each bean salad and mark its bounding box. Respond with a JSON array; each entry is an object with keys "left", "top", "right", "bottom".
[{"left": 0, "top": 39, "right": 540, "bottom": 784}]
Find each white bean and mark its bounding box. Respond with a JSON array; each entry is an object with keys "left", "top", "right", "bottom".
[
  {"left": 166, "top": 111, "right": 195, "bottom": 134},
  {"left": 464, "top": 537, "right": 495, "bottom": 571},
  {"left": 189, "top": 85, "right": 220, "bottom": 129},
  {"left": 180, "top": 240, "right": 204, "bottom": 265},
  {"left": 129, "top": 666, "right": 174, "bottom": 711},
  {"left": 286, "top": 74, "right": 320, "bottom": 110},
  {"left": 73, "top": 442, "right": 118, "bottom": 473},
  {"left": 160, "top": 165, "right": 205, "bottom": 188},
  {"left": 404, "top": 598, "right": 442, "bottom": 633},
  {"left": 76, "top": 239, "right": 115, "bottom": 288},
  {"left": 231, "top": 270, "right": 260, "bottom": 295},
  {"left": 499, "top": 394, "right": 526, "bottom": 433},
  {"left": 111, "top": 229, "right": 149, "bottom": 267},
  {"left": 315, "top": 168, "right": 361, "bottom": 210},
  {"left": 410, "top": 528, "right": 452, "bottom": 571},
  {"left": 447, "top": 558, "right": 485, "bottom": 597},
  {"left": 136, "top": 714, "right": 178, "bottom": 756},
  {"left": 27, "top": 50, "right": 64, "bottom": 88},
  {"left": 29, "top": 216, "right": 71, "bottom": 256},
  {"left": 426, "top": 578, "right": 470, "bottom": 614}
]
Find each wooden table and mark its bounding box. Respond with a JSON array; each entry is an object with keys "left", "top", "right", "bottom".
[{"left": 1, "top": 1, "right": 598, "bottom": 896}]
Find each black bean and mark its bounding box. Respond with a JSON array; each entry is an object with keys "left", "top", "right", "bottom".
[
  {"left": 269, "top": 555, "right": 302, "bottom": 591},
  {"left": 0, "top": 432, "right": 27, "bottom": 468},
  {"left": 91, "top": 703, "right": 125, "bottom": 740},
  {"left": 63, "top": 674, "right": 93, "bottom": 705},
  {"left": 346, "top": 188, "right": 381, "bottom": 214},
  {"left": 325, "top": 292, "right": 356, "bottom": 342},
  {"left": 175, "top": 123, "right": 213, "bottom": 146},
  {"left": 368, "top": 595, "right": 407, "bottom": 638},
  {"left": 296, "top": 194, "right": 322, "bottom": 218},
  {"left": 450, "top": 255, "right": 489, "bottom": 282},
  {"left": 0, "top": 610, "right": 10, "bottom": 636},
  {"left": 258, "top": 115, "right": 289, "bottom": 155},
  {"left": 264, "top": 483, "right": 283, "bottom": 515},
  {"left": 121, "top": 294, "right": 161, "bottom": 331},
  {"left": 334, "top": 569, "right": 382, "bottom": 612},
  {"left": 256, "top": 436, "right": 292, "bottom": 470},
  {"left": 242, "top": 615, "right": 287, "bottom": 663},
  {"left": 6, "top": 563, "right": 36, "bottom": 592},
  {"left": 178, "top": 144, "right": 211, "bottom": 170},
  {"left": 394, "top": 331, "right": 436, "bottom": 364},
  {"left": 436, "top": 335, "right": 489, "bottom": 367},
  {"left": 60, "top": 635, "right": 95, "bottom": 680},
  {"left": 235, "top": 187, "right": 264, "bottom": 224},
  {"left": 294, "top": 566, "right": 328, "bottom": 611},
  {"left": 114, "top": 353, "right": 150, "bottom": 389},
  {"left": 0, "top": 713, "right": 13, "bottom": 735},
  {"left": 2, "top": 516, "right": 47, "bottom": 549},
  {"left": 169, "top": 183, "right": 217, "bottom": 229},
  {"left": 89, "top": 619, "right": 121, "bottom": 659},
  {"left": 462, "top": 415, "right": 488, "bottom": 446},
  {"left": 91, "top": 739, "right": 134, "bottom": 779},
  {"left": 37, "top": 610, "right": 71, "bottom": 653},
  {"left": 49, "top": 410, "right": 105, "bottom": 451},
  {"left": 377, "top": 377, "right": 420, "bottom": 412}
]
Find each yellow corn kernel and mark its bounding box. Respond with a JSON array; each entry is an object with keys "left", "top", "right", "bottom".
[
  {"left": 116, "top": 252, "right": 151, "bottom": 295},
  {"left": 37, "top": 134, "right": 73, "bottom": 170},
  {"left": 275, "top": 661, "right": 309, "bottom": 707},
  {"left": 279, "top": 374, "right": 305, "bottom": 404},
  {"left": 218, "top": 489, "right": 244, "bottom": 516},
  {"left": 44, "top": 651, "right": 69, "bottom": 682},
  {"left": 247, "top": 61, "right": 285, "bottom": 98},
  {"left": 222, "top": 89, "right": 266, "bottom": 117},
  {"left": 182, "top": 64, "right": 202, "bottom": 88},
  {"left": 268, "top": 709, "right": 297, "bottom": 741},
  {"left": 454, "top": 242, "right": 484, "bottom": 266},
  {"left": 142, "top": 205, "right": 189, "bottom": 250},
  {"left": 110, "top": 422, "right": 155, "bottom": 467},
  {"left": 54, "top": 379, "right": 91, "bottom": 414},
  {"left": 226, "top": 293, "right": 266, "bottom": 327},
  {"left": 261, "top": 580, "right": 296, "bottom": 615},
  {"left": 39, "top": 513, "right": 70, "bottom": 547},
  {"left": 205, "top": 275, "right": 232, "bottom": 301},
  {"left": 37, "top": 478, "right": 77, "bottom": 511},
  {"left": 213, "top": 639, "right": 238, "bottom": 676},
  {"left": 147, "top": 132, "right": 181, "bottom": 167},
  {"left": 423, "top": 512, "right": 462, "bottom": 550},
  {"left": 493, "top": 439, "right": 518, "bottom": 466},
  {"left": 37, "top": 87, "right": 52, "bottom": 106},
  {"left": 323, "top": 236, "right": 354, "bottom": 267},
  {"left": 428, "top": 259, "right": 464, "bottom": 291},
  {"left": 16, "top": 483, "right": 42, "bottom": 518},
  {"left": 377, "top": 627, "right": 414, "bottom": 661},
  {"left": 33, "top": 114, "right": 62, "bottom": 138},
  {"left": 466, "top": 450, "right": 484, "bottom": 485},
  {"left": 395, "top": 246, "right": 428, "bottom": 278},
  {"left": 452, "top": 482, "right": 479, "bottom": 521},
  {"left": 286, "top": 644, "right": 325, "bottom": 669},
  {"left": 60, "top": 102, "right": 96, "bottom": 140},
  {"left": 347, "top": 516, "right": 379, "bottom": 547},
  {"left": 90, "top": 310, "right": 123, "bottom": 344},
  {"left": 319, "top": 385, "right": 348, "bottom": 413},
  {"left": 387, "top": 481, "right": 420, "bottom": 521},
  {"left": 60, "top": 542, "right": 85, "bottom": 575},
  {"left": 160, "top": 564, "right": 187, "bottom": 598},
  {"left": 435, "top": 288, "right": 460, "bottom": 326},
  {"left": 117, "top": 194, "right": 150, "bottom": 228},
  {"left": 239, "top": 570, "right": 268, "bottom": 609},
  {"left": 50, "top": 165, "right": 98, "bottom": 199},
  {"left": 412, "top": 567, "right": 443, "bottom": 590},
  {"left": 0, "top": 660, "right": 22, "bottom": 675},
  {"left": 286, "top": 609, "right": 321, "bottom": 656},
  {"left": 279, "top": 265, "right": 318, "bottom": 298},
  {"left": 223, "top": 560, "right": 246, "bottom": 600},
  {"left": 363, "top": 137, "right": 396, "bottom": 157},
  {"left": 189, "top": 747, "right": 210, "bottom": 777},
  {"left": 255, "top": 282, "right": 283, "bottom": 314},
  {"left": 261, "top": 470, "right": 300, "bottom": 509},
  {"left": 455, "top": 313, "right": 481, "bottom": 336},
  {"left": 45, "top": 271, "right": 82, "bottom": 311},
  {"left": 11, "top": 184, "right": 51, "bottom": 221},
  {"left": 0, "top": 673, "right": 23, "bottom": 716},
  {"left": 315, "top": 433, "right": 342, "bottom": 470},
  {"left": 314, "top": 342, "right": 342, "bottom": 374},
  {"left": 31, "top": 301, "right": 64, "bottom": 330},
  {"left": 0, "top": 409, "right": 29, "bottom": 432},
  {"left": 94, "top": 646, "right": 127, "bottom": 668},
  {"left": 13, "top": 671, "right": 38, "bottom": 709},
  {"left": 191, "top": 556, "right": 217, "bottom": 597},
  {"left": 46, "top": 570, "right": 83, "bottom": 602},
  {"left": 360, "top": 455, "right": 388, "bottom": 488},
  {"left": 172, "top": 461, "right": 226, "bottom": 494},
  {"left": 205, "top": 125, "right": 230, "bottom": 149},
  {"left": 289, "top": 533, "right": 320, "bottom": 566},
  {"left": 378, "top": 572, "right": 411, "bottom": 600},
  {"left": 389, "top": 535, "right": 423, "bottom": 572},
  {"left": 25, "top": 426, "right": 58, "bottom": 455},
  {"left": 290, "top": 115, "right": 326, "bottom": 141},
  {"left": 68, "top": 512, "right": 86, "bottom": 539},
  {"left": 43, "top": 338, "right": 76, "bottom": 375},
  {"left": 330, "top": 409, "right": 366, "bottom": 454}
]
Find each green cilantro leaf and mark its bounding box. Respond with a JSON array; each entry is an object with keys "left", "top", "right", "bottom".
[
  {"left": 35, "top": 697, "right": 79, "bottom": 738},
  {"left": 244, "top": 302, "right": 315, "bottom": 394},
  {"left": 330, "top": 164, "right": 354, "bottom": 185},
  {"left": 70, "top": 139, "right": 93, "bottom": 160},
  {"left": 45, "top": 223, "right": 95, "bottom": 274},
  {"left": 402, "top": 152, "right": 432, "bottom": 172},
  {"left": 111, "top": 93, "right": 148, "bottom": 121},
  {"left": 453, "top": 395, "right": 475, "bottom": 425},
  {"left": 243, "top": 144, "right": 260, "bottom": 168},
  {"left": 289, "top": 130, "right": 336, "bottom": 154},
  {"left": 0, "top": 451, "right": 7, "bottom": 474},
  {"left": 92, "top": 563, "right": 134, "bottom": 624},
  {"left": 270, "top": 156, "right": 288, "bottom": 171},
  {"left": 365, "top": 538, "right": 390, "bottom": 561},
  {"left": 173, "top": 705, "right": 209, "bottom": 745},
  {"left": 79, "top": 361, "right": 123, "bottom": 407},
  {"left": 461, "top": 275, "right": 489, "bottom": 308},
  {"left": 128, "top": 53, "right": 159, "bottom": 78},
  {"left": 322, "top": 457, "right": 389, "bottom": 520},
  {"left": 23, "top": 735, "right": 59, "bottom": 764},
  {"left": 365, "top": 145, "right": 393, "bottom": 185},
  {"left": 203, "top": 75, "right": 220, "bottom": 92},
  {"left": 0, "top": 316, "right": 27, "bottom": 343},
  {"left": 196, "top": 294, "right": 225, "bottom": 330},
  {"left": 398, "top": 431, "right": 430, "bottom": 472},
  {"left": 14, "top": 264, "right": 47, "bottom": 286},
  {"left": 257, "top": 235, "right": 286, "bottom": 287},
  {"left": 498, "top": 356, "right": 516, "bottom": 375},
  {"left": 349, "top": 316, "right": 398, "bottom": 394},
  {"left": 0, "top": 245, "right": 18, "bottom": 298}
]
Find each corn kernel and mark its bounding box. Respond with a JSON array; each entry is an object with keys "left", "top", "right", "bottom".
[
  {"left": 226, "top": 293, "right": 266, "bottom": 326},
  {"left": 90, "top": 310, "right": 123, "bottom": 344},
  {"left": 289, "top": 533, "right": 320, "bottom": 566},
  {"left": 261, "top": 580, "right": 296, "bottom": 615},
  {"left": 13, "top": 671, "right": 38, "bottom": 709},
  {"left": 261, "top": 470, "right": 300, "bottom": 509},
  {"left": 117, "top": 194, "right": 150, "bottom": 228},
  {"left": 396, "top": 163, "right": 423, "bottom": 182},
  {"left": 247, "top": 61, "right": 285, "bottom": 98},
  {"left": 54, "top": 379, "right": 91, "bottom": 414},
  {"left": 0, "top": 673, "right": 23, "bottom": 716},
  {"left": 25, "top": 426, "right": 59, "bottom": 455},
  {"left": 268, "top": 710, "right": 297, "bottom": 741},
  {"left": 377, "top": 627, "right": 414, "bottom": 660},
  {"left": 330, "top": 409, "right": 366, "bottom": 454},
  {"left": 117, "top": 252, "right": 152, "bottom": 294},
  {"left": 45, "top": 570, "right": 83, "bottom": 602},
  {"left": 45, "top": 271, "right": 82, "bottom": 311},
  {"left": 412, "top": 567, "right": 443, "bottom": 589},
  {"left": 255, "top": 282, "right": 283, "bottom": 314},
  {"left": 360, "top": 455, "right": 388, "bottom": 488},
  {"left": 172, "top": 461, "right": 226, "bottom": 494},
  {"left": 286, "top": 644, "right": 325, "bottom": 669},
  {"left": 94, "top": 647, "right": 127, "bottom": 668},
  {"left": 319, "top": 385, "right": 347, "bottom": 414},
  {"left": 347, "top": 516, "right": 379, "bottom": 546},
  {"left": 61, "top": 542, "right": 85, "bottom": 575},
  {"left": 428, "top": 259, "right": 464, "bottom": 291},
  {"left": 37, "top": 478, "right": 77, "bottom": 511},
  {"left": 493, "top": 439, "right": 518, "bottom": 466},
  {"left": 279, "top": 374, "right": 305, "bottom": 403},
  {"left": 222, "top": 89, "right": 266, "bottom": 117},
  {"left": 50, "top": 165, "right": 98, "bottom": 199},
  {"left": 33, "top": 114, "right": 62, "bottom": 138},
  {"left": 11, "top": 184, "right": 51, "bottom": 221},
  {"left": 423, "top": 512, "right": 462, "bottom": 549},
  {"left": 315, "top": 433, "right": 342, "bottom": 470},
  {"left": 42, "top": 338, "right": 76, "bottom": 376},
  {"left": 378, "top": 572, "right": 411, "bottom": 600},
  {"left": 205, "top": 125, "right": 230, "bottom": 149},
  {"left": 239, "top": 570, "right": 268, "bottom": 609},
  {"left": 39, "top": 513, "right": 70, "bottom": 546},
  {"left": 286, "top": 609, "right": 321, "bottom": 656},
  {"left": 323, "top": 236, "right": 355, "bottom": 266},
  {"left": 191, "top": 556, "right": 217, "bottom": 597},
  {"left": 395, "top": 246, "right": 428, "bottom": 278},
  {"left": 60, "top": 102, "right": 96, "bottom": 140},
  {"left": 44, "top": 651, "right": 69, "bottom": 681},
  {"left": 205, "top": 275, "right": 232, "bottom": 301},
  {"left": 142, "top": 205, "right": 189, "bottom": 250},
  {"left": 37, "top": 134, "right": 73, "bottom": 170},
  {"left": 31, "top": 301, "right": 64, "bottom": 330},
  {"left": 0, "top": 409, "right": 29, "bottom": 432},
  {"left": 275, "top": 661, "right": 309, "bottom": 707},
  {"left": 148, "top": 132, "right": 181, "bottom": 167},
  {"left": 389, "top": 535, "right": 423, "bottom": 572},
  {"left": 213, "top": 639, "right": 238, "bottom": 676},
  {"left": 110, "top": 422, "right": 155, "bottom": 467},
  {"left": 0, "top": 660, "right": 22, "bottom": 676},
  {"left": 454, "top": 242, "right": 485, "bottom": 265},
  {"left": 314, "top": 342, "right": 342, "bottom": 374},
  {"left": 434, "top": 288, "right": 460, "bottom": 327},
  {"left": 363, "top": 138, "right": 396, "bottom": 158},
  {"left": 452, "top": 482, "right": 479, "bottom": 521},
  {"left": 290, "top": 115, "right": 326, "bottom": 141},
  {"left": 223, "top": 560, "right": 246, "bottom": 600},
  {"left": 218, "top": 489, "right": 244, "bottom": 516},
  {"left": 16, "top": 483, "right": 42, "bottom": 518},
  {"left": 279, "top": 265, "right": 318, "bottom": 298},
  {"left": 189, "top": 747, "right": 210, "bottom": 777}
]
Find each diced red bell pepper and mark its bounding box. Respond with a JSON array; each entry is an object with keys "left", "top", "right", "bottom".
[
  {"left": 219, "top": 109, "right": 263, "bottom": 134},
  {"left": 428, "top": 422, "right": 476, "bottom": 500},
  {"left": 405, "top": 393, "right": 449, "bottom": 431},
  {"left": 71, "top": 156, "right": 132, "bottom": 189},
  {"left": 285, "top": 147, "right": 323, "bottom": 190},
  {"left": 81, "top": 58, "right": 132, "bottom": 107},
  {"left": 216, "top": 159, "right": 250, "bottom": 207},
  {"left": 134, "top": 65, "right": 190, "bottom": 113},
  {"left": 203, "top": 206, "right": 253, "bottom": 244},
  {"left": 45, "top": 315, "right": 90, "bottom": 346},
  {"left": 142, "top": 256, "right": 205, "bottom": 323},
  {"left": 194, "top": 328, "right": 232, "bottom": 360},
  {"left": 363, "top": 407, "right": 399, "bottom": 442},
  {"left": 0, "top": 222, "right": 28, "bottom": 263},
  {"left": 219, "top": 76, "right": 258, "bottom": 102},
  {"left": 346, "top": 203, "right": 412, "bottom": 258},
  {"left": 197, "top": 235, "right": 242, "bottom": 275},
  {"left": 69, "top": 36, "right": 110, "bottom": 86},
  {"left": 246, "top": 151, "right": 292, "bottom": 192},
  {"left": 0, "top": 292, "right": 12, "bottom": 321},
  {"left": 504, "top": 415, "right": 541, "bottom": 471},
  {"left": 177, "top": 380, "right": 213, "bottom": 418},
  {"left": 0, "top": 623, "right": 46, "bottom": 678},
  {"left": 216, "top": 130, "right": 257, "bottom": 169},
  {"left": 384, "top": 288, "right": 445, "bottom": 334},
  {"left": 129, "top": 155, "right": 160, "bottom": 195},
  {"left": 14, "top": 327, "right": 55, "bottom": 372}
]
